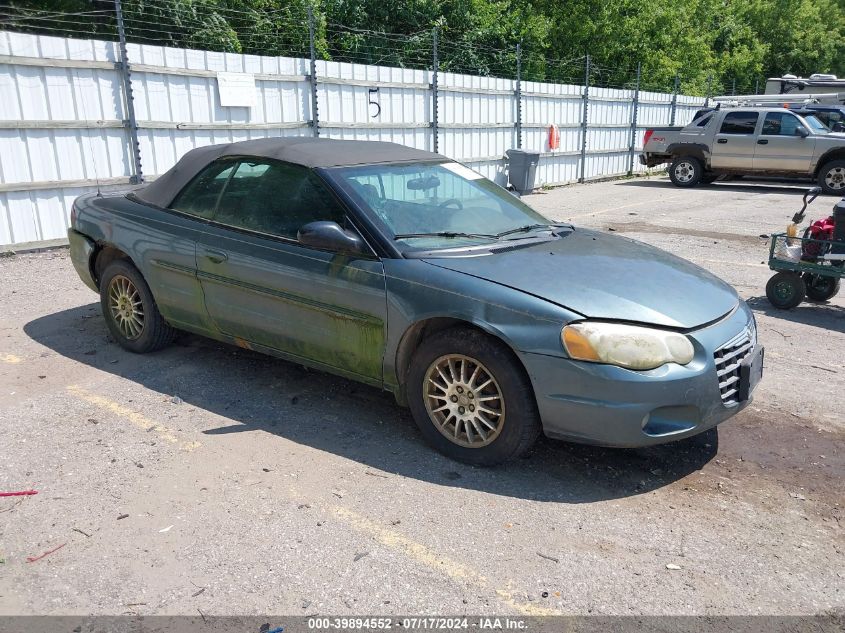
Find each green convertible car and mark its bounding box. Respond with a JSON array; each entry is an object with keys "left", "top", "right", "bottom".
[{"left": 68, "top": 138, "right": 762, "bottom": 465}]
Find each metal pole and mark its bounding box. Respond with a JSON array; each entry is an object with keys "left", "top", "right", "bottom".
[
  {"left": 578, "top": 54, "right": 590, "bottom": 183},
  {"left": 628, "top": 62, "right": 641, "bottom": 176},
  {"left": 755, "top": 78, "right": 759, "bottom": 95},
  {"left": 307, "top": 5, "right": 319, "bottom": 137},
  {"left": 114, "top": 0, "right": 142, "bottom": 184},
  {"left": 431, "top": 27, "right": 439, "bottom": 153},
  {"left": 515, "top": 42, "right": 522, "bottom": 149},
  {"left": 669, "top": 74, "right": 679, "bottom": 126},
  {"left": 706, "top": 74, "right": 712, "bottom": 106}
]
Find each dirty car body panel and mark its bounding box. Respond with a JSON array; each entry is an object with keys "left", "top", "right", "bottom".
[{"left": 69, "top": 137, "right": 761, "bottom": 451}]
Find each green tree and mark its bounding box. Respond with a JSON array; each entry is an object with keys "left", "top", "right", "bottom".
[{"left": 3, "top": 0, "right": 844, "bottom": 95}]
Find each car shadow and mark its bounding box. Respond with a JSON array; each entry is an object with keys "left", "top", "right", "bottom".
[
  {"left": 617, "top": 178, "right": 824, "bottom": 196},
  {"left": 746, "top": 295, "right": 845, "bottom": 332},
  {"left": 25, "top": 304, "right": 719, "bottom": 504}
]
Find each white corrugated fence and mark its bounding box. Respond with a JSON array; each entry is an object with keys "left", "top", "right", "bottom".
[{"left": 0, "top": 30, "right": 705, "bottom": 248}]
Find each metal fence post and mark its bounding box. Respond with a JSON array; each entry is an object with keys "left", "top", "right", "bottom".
[
  {"left": 515, "top": 42, "right": 522, "bottom": 149},
  {"left": 307, "top": 5, "right": 319, "bottom": 137},
  {"left": 669, "top": 74, "right": 679, "bottom": 125},
  {"left": 431, "top": 27, "right": 439, "bottom": 154},
  {"left": 706, "top": 74, "right": 712, "bottom": 106},
  {"left": 578, "top": 54, "right": 590, "bottom": 183},
  {"left": 755, "top": 78, "right": 759, "bottom": 95},
  {"left": 628, "top": 62, "right": 641, "bottom": 176},
  {"left": 114, "top": 0, "right": 142, "bottom": 184}
]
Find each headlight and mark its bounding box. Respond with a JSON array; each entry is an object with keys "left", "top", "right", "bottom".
[{"left": 562, "top": 322, "right": 695, "bottom": 370}]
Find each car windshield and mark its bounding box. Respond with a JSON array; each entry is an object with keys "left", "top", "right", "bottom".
[
  {"left": 330, "top": 161, "right": 555, "bottom": 249},
  {"left": 803, "top": 114, "right": 829, "bottom": 133}
]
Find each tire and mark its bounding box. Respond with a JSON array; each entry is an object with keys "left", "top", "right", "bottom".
[
  {"left": 407, "top": 327, "right": 541, "bottom": 466},
  {"left": 802, "top": 273, "right": 840, "bottom": 302},
  {"left": 817, "top": 159, "right": 845, "bottom": 196},
  {"left": 668, "top": 156, "right": 703, "bottom": 187},
  {"left": 699, "top": 172, "right": 719, "bottom": 185},
  {"left": 765, "top": 272, "right": 806, "bottom": 310},
  {"left": 99, "top": 259, "right": 176, "bottom": 353}
]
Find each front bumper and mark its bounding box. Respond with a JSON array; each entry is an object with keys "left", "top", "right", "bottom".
[{"left": 522, "top": 304, "right": 757, "bottom": 447}]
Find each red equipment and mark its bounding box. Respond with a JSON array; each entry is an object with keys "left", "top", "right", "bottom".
[{"left": 802, "top": 215, "right": 836, "bottom": 259}]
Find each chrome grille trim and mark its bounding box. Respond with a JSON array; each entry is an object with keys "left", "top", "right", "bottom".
[{"left": 714, "top": 326, "right": 754, "bottom": 406}]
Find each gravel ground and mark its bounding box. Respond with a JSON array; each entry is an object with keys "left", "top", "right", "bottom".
[{"left": 0, "top": 175, "right": 842, "bottom": 617}]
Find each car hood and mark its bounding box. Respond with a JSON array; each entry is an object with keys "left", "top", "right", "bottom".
[{"left": 422, "top": 228, "right": 738, "bottom": 329}]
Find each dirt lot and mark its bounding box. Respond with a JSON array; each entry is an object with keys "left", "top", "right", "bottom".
[{"left": 0, "top": 175, "right": 843, "bottom": 617}]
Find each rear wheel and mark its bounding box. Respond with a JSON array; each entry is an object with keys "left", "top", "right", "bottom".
[
  {"left": 802, "top": 273, "right": 840, "bottom": 302},
  {"left": 407, "top": 328, "right": 541, "bottom": 466},
  {"left": 668, "top": 156, "right": 703, "bottom": 187},
  {"left": 99, "top": 259, "right": 176, "bottom": 353},
  {"left": 765, "top": 272, "right": 806, "bottom": 309},
  {"left": 817, "top": 159, "right": 845, "bottom": 195}
]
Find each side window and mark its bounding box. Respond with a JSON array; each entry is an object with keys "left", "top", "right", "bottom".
[
  {"left": 213, "top": 159, "right": 346, "bottom": 240},
  {"left": 171, "top": 160, "right": 236, "bottom": 218},
  {"left": 762, "top": 112, "right": 806, "bottom": 136},
  {"left": 719, "top": 111, "right": 759, "bottom": 135},
  {"left": 695, "top": 114, "right": 713, "bottom": 127}
]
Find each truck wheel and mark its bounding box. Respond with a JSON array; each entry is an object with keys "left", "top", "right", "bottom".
[
  {"left": 802, "top": 273, "right": 840, "bottom": 302},
  {"left": 99, "top": 259, "right": 176, "bottom": 353},
  {"left": 407, "top": 327, "right": 541, "bottom": 466},
  {"left": 765, "top": 272, "right": 806, "bottom": 309},
  {"left": 818, "top": 160, "right": 845, "bottom": 195},
  {"left": 669, "top": 156, "right": 703, "bottom": 187}
]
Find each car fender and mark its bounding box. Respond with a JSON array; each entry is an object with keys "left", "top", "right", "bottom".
[
  {"left": 814, "top": 146, "right": 845, "bottom": 174},
  {"left": 667, "top": 142, "right": 710, "bottom": 164},
  {"left": 382, "top": 258, "right": 580, "bottom": 396}
]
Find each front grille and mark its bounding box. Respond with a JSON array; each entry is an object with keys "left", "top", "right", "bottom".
[{"left": 713, "top": 327, "right": 754, "bottom": 405}]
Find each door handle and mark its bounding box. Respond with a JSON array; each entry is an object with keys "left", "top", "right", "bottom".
[
  {"left": 717, "top": 138, "right": 728, "bottom": 144},
  {"left": 203, "top": 249, "right": 228, "bottom": 263},
  {"left": 757, "top": 139, "right": 769, "bottom": 145}
]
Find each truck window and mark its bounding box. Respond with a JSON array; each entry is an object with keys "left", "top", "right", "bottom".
[
  {"left": 695, "top": 114, "right": 713, "bottom": 127},
  {"left": 761, "top": 112, "right": 807, "bottom": 136},
  {"left": 719, "top": 112, "right": 759, "bottom": 135}
]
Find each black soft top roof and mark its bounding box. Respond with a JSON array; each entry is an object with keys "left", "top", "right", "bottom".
[{"left": 134, "top": 137, "right": 444, "bottom": 208}]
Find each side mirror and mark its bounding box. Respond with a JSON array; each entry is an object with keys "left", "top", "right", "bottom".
[
  {"left": 795, "top": 127, "right": 809, "bottom": 138},
  {"left": 297, "top": 221, "right": 366, "bottom": 255}
]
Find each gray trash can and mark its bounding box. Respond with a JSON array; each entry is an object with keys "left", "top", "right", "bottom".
[{"left": 506, "top": 149, "right": 540, "bottom": 194}]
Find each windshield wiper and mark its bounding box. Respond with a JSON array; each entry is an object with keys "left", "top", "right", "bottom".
[
  {"left": 495, "top": 223, "right": 572, "bottom": 238},
  {"left": 393, "top": 231, "right": 498, "bottom": 241}
]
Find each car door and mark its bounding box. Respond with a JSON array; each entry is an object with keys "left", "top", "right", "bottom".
[
  {"left": 710, "top": 111, "right": 760, "bottom": 170},
  {"left": 752, "top": 111, "right": 816, "bottom": 173},
  {"left": 195, "top": 158, "right": 388, "bottom": 385},
  {"left": 143, "top": 158, "right": 238, "bottom": 332}
]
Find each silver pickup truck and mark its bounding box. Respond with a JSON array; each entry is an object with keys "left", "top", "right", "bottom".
[{"left": 640, "top": 106, "right": 845, "bottom": 194}]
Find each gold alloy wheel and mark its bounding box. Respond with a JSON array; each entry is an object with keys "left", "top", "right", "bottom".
[
  {"left": 108, "top": 274, "right": 144, "bottom": 340},
  {"left": 423, "top": 354, "right": 505, "bottom": 448}
]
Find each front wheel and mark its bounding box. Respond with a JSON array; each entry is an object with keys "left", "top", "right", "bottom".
[
  {"left": 802, "top": 273, "right": 840, "bottom": 302},
  {"left": 407, "top": 328, "right": 541, "bottom": 466},
  {"left": 99, "top": 259, "right": 176, "bottom": 353},
  {"left": 818, "top": 159, "right": 845, "bottom": 195},
  {"left": 668, "top": 156, "right": 703, "bottom": 187},
  {"left": 765, "top": 272, "right": 806, "bottom": 310}
]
